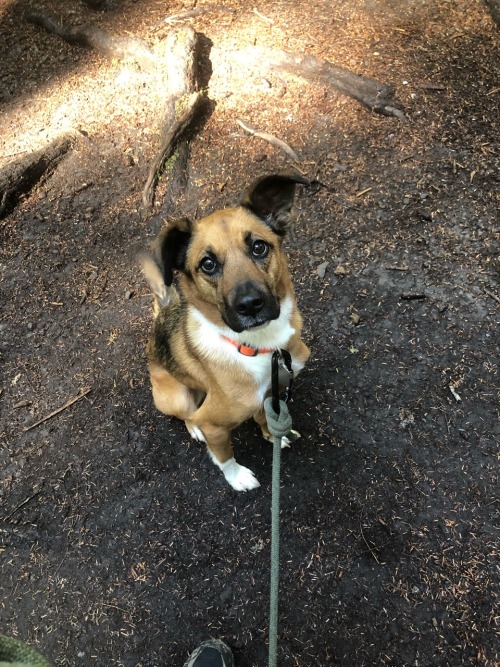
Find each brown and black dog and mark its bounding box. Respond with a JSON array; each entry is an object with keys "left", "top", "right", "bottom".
[{"left": 141, "top": 175, "right": 311, "bottom": 491}]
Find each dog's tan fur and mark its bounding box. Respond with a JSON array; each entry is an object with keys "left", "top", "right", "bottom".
[{"left": 142, "top": 175, "right": 310, "bottom": 490}]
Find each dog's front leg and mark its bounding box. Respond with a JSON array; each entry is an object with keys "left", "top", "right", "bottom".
[
  {"left": 253, "top": 407, "right": 272, "bottom": 442},
  {"left": 187, "top": 409, "right": 260, "bottom": 491},
  {"left": 253, "top": 407, "right": 301, "bottom": 448}
]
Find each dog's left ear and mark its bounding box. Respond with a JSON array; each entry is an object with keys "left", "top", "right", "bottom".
[
  {"left": 152, "top": 217, "right": 192, "bottom": 286},
  {"left": 241, "top": 174, "right": 312, "bottom": 236}
]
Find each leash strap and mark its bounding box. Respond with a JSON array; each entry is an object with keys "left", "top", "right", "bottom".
[
  {"left": 0, "top": 634, "right": 50, "bottom": 667},
  {"left": 271, "top": 350, "right": 294, "bottom": 414},
  {"left": 266, "top": 350, "right": 295, "bottom": 667}
]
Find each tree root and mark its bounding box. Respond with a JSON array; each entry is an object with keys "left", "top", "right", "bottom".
[
  {"left": 240, "top": 47, "right": 405, "bottom": 120},
  {"left": 25, "top": 8, "right": 156, "bottom": 70},
  {"left": 0, "top": 134, "right": 76, "bottom": 219},
  {"left": 141, "top": 26, "right": 202, "bottom": 218}
]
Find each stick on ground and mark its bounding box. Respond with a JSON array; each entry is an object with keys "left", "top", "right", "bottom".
[
  {"left": 236, "top": 118, "right": 300, "bottom": 161},
  {"left": 23, "top": 387, "right": 91, "bottom": 432}
]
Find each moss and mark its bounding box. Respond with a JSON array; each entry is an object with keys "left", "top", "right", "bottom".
[{"left": 157, "top": 149, "right": 180, "bottom": 178}]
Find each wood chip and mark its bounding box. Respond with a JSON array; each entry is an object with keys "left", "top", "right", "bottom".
[{"left": 316, "top": 261, "right": 329, "bottom": 279}]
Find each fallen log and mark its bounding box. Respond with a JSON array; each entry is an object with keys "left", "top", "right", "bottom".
[
  {"left": 25, "top": 8, "right": 156, "bottom": 70},
  {"left": 239, "top": 47, "right": 405, "bottom": 120},
  {"left": 141, "top": 26, "right": 202, "bottom": 218},
  {"left": 0, "top": 134, "right": 76, "bottom": 219}
]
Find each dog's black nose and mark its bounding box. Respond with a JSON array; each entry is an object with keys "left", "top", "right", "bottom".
[
  {"left": 235, "top": 291, "right": 265, "bottom": 316},
  {"left": 232, "top": 281, "right": 266, "bottom": 316},
  {"left": 225, "top": 280, "right": 280, "bottom": 331}
]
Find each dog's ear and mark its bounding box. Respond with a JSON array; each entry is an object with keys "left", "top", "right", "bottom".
[
  {"left": 241, "top": 174, "right": 311, "bottom": 235},
  {"left": 152, "top": 218, "right": 192, "bottom": 286}
]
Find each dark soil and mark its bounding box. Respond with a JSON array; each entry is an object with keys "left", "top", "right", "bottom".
[{"left": 1, "top": 1, "right": 499, "bottom": 665}]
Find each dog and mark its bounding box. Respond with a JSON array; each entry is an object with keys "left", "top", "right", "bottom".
[{"left": 141, "top": 174, "right": 311, "bottom": 491}]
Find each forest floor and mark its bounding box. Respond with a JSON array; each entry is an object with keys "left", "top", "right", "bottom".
[{"left": 1, "top": 0, "right": 499, "bottom": 665}]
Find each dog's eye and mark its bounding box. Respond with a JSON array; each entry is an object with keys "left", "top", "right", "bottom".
[
  {"left": 252, "top": 240, "right": 269, "bottom": 258},
  {"left": 200, "top": 256, "right": 218, "bottom": 275}
]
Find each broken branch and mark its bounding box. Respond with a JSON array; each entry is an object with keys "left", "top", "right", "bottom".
[
  {"left": 236, "top": 118, "right": 300, "bottom": 161},
  {"left": 2, "top": 489, "right": 42, "bottom": 522},
  {"left": 484, "top": 288, "right": 500, "bottom": 305},
  {"left": 23, "top": 387, "right": 91, "bottom": 432}
]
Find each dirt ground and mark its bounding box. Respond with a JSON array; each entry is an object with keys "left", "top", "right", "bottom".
[{"left": 1, "top": 0, "right": 499, "bottom": 665}]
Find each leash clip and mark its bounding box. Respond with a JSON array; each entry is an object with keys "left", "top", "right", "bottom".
[{"left": 271, "top": 349, "right": 294, "bottom": 415}]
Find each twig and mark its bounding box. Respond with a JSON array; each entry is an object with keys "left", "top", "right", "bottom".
[
  {"left": 386, "top": 265, "right": 409, "bottom": 272},
  {"left": 236, "top": 118, "right": 299, "bottom": 161},
  {"left": 309, "top": 180, "right": 359, "bottom": 209},
  {"left": 54, "top": 548, "right": 69, "bottom": 575},
  {"left": 400, "top": 293, "right": 426, "bottom": 301},
  {"left": 23, "top": 387, "right": 91, "bottom": 432},
  {"left": 1, "top": 150, "right": 30, "bottom": 160},
  {"left": 164, "top": 8, "right": 209, "bottom": 23},
  {"left": 101, "top": 602, "right": 130, "bottom": 613},
  {"left": 417, "top": 83, "right": 446, "bottom": 91},
  {"left": 253, "top": 8, "right": 274, "bottom": 23},
  {"left": 484, "top": 288, "right": 500, "bottom": 305},
  {"left": 2, "top": 489, "right": 42, "bottom": 522},
  {"left": 360, "top": 523, "right": 381, "bottom": 565}
]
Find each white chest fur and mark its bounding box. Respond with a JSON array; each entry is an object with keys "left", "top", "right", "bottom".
[{"left": 188, "top": 296, "right": 302, "bottom": 403}]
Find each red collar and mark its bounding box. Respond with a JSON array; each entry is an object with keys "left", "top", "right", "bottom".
[{"left": 221, "top": 335, "right": 275, "bottom": 357}]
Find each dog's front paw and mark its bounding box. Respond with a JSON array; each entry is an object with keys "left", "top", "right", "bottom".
[
  {"left": 264, "top": 429, "right": 301, "bottom": 448},
  {"left": 281, "top": 429, "right": 301, "bottom": 448},
  {"left": 186, "top": 421, "right": 206, "bottom": 443},
  {"left": 220, "top": 458, "right": 261, "bottom": 492}
]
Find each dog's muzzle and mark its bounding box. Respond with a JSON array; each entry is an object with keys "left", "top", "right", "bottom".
[{"left": 224, "top": 280, "right": 280, "bottom": 332}]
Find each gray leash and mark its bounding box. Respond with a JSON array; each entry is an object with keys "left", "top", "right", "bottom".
[
  {"left": 264, "top": 350, "right": 295, "bottom": 667},
  {"left": 0, "top": 634, "right": 50, "bottom": 667}
]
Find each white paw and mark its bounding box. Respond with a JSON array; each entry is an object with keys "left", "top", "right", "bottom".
[
  {"left": 264, "top": 429, "right": 301, "bottom": 448},
  {"left": 281, "top": 429, "right": 301, "bottom": 448},
  {"left": 219, "top": 458, "right": 261, "bottom": 492},
  {"left": 186, "top": 422, "right": 206, "bottom": 443}
]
